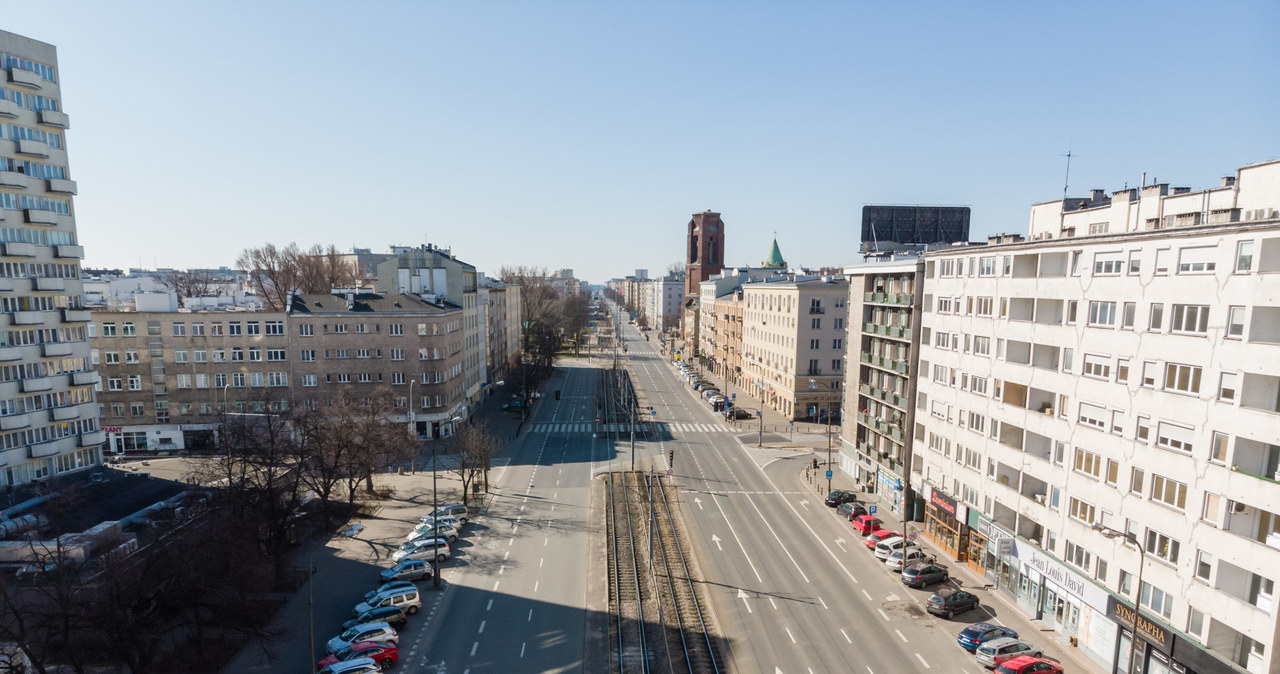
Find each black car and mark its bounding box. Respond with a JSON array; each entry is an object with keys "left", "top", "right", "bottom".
[
  {"left": 901, "top": 562, "right": 950, "bottom": 588},
  {"left": 925, "top": 589, "right": 980, "bottom": 618},
  {"left": 835, "top": 501, "right": 868, "bottom": 520},
  {"left": 825, "top": 490, "right": 858, "bottom": 507},
  {"left": 341, "top": 605, "right": 408, "bottom": 631}
]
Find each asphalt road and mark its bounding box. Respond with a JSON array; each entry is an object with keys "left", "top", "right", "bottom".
[{"left": 619, "top": 317, "right": 1042, "bottom": 674}]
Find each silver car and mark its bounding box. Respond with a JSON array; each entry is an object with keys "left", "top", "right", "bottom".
[{"left": 974, "top": 636, "right": 1041, "bottom": 668}]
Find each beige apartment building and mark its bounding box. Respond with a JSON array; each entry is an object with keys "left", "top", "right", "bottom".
[
  {"left": 0, "top": 30, "right": 103, "bottom": 485},
  {"left": 739, "top": 276, "right": 849, "bottom": 421}
]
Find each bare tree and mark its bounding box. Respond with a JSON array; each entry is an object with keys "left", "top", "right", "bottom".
[
  {"left": 297, "top": 244, "right": 358, "bottom": 293},
  {"left": 156, "top": 269, "right": 218, "bottom": 306},
  {"left": 666, "top": 260, "right": 686, "bottom": 277},
  {"left": 235, "top": 243, "right": 302, "bottom": 311},
  {"left": 449, "top": 423, "right": 496, "bottom": 506}
]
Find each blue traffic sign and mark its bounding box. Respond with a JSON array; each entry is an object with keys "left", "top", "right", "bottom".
[
  {"left": 731, "top": 393, "right": 736, "bottom": 400},
  {"left": 826, "top": 470, "right": 833, "bottom": 479},
  {"left": 868, "top": 505, "right": 878, "bottom": 515},
  {"left": 651, "top": 410, "right": 657, "bottom": 416}
]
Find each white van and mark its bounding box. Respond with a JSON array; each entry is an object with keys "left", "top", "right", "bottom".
[
  {"left": 392, "top": 537, "right": 451, "bottom": 563},
  {"left": 874, "top": 536, "right": 918, "bottom": 560},
  {"left": 431, "top": 503, "right": 469, "bottom": 525},
  {"left": 353, "top": 587, "right": 422, "bottom": 617}
]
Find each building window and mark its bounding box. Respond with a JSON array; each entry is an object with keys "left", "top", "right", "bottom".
[
  {"left": 268, "top": 372, "right": 287, "bottom": 387},
  {"left": 125, "top": 349, "right": 139, "bottom": 364},
  {"left": 265, "top": 321, "right": 284, "bottom": 335},
  {"left": 810, "top": 338, "right": 820, "bottom": 349},
  {"left": 1141, "top": 361, "right": 1158, "bottom": 388},
  {"left": 389, "top": 323, "right": 404, "bottom": 336},
  {"left": 1073, "top": 447, "right": 1102, "bottom": 479},
  {"left": 191, "top": 322, "right": 205, "bottom": 336},
  {"left": 1121, "top": 302, "right": 1136, "bottom": 329},
  {"left": 176, "top": 374, "right": 192, "bottom": 389},
  {"left": 1128, "top": 250, "right": 1141, "bottom": 275},
  {"left": 101, "top": 322, "right": 116, "bottom": 337},
  {"left": 1105, "top": 459, "right": 1119, "bottom": 484},
  {"left": 122, "top": 322, "right": 136, "bottom": 337},
  {"left": 104, "top": 350, "right": 119, "bottom": 365},
  {"left": 1083, "top": 354, "right": 1111, "bottom": 380},
  {"left": 1235, "top": 240, "right": 1255, "bottom": 273},
  {"left": 172, "top": 322, "right": 186, "bottom": 337},
  {"left": 299, "top": 324, "right": 314, "bottom": 337},
  {"left": 1226, "top": 306, "right": 1245, "bottom": 339},
  {"left": 391, "top": 349, "right": 404, "bottom": 361},
  {"left": 1150, "top": 474, "right": 1188, "bottom": 510},
  {"left": 214, "top": 373, "right": 227, "bottom": 388},
  {"left": 246, "top": 322, "right": 261, "bottom": 336},
  {"left": 1149, "top": 303, "right": 1164, "bottom": 331},
  {"left": 232, "top": 373, "right": 245, "bottom": 387},
  {"left": 250, "top": 372, "right": 264, "bottom": 387},
  {"left": 1195, "top": 550, "right": 1213, "bottom": 581},
  {"left": 107, "top": 377, "right": 122, "bottom": 391},
  {"left": 267, "top": 349, "right": 286, "bottom": 362},
  {"left": 130, "top": 403, "right": 145, "bottom": 417},
  {"left": 1170, "top": 305, "right": 1210, "bottom": 334},
  {"left": 1187, "top": 607, "right": 1206, "bottom": 639},
  {"left": 1140, "top": 582, "right": 1174, "bottom": 620},
  {"left": 1116, "top": 358, "right": 1129, "bottom": 384},
  {"left": 1218, "top": 372, "right": 1238, "bottom": 402},
  {"left": 195, "top": 374, "right": 209, "bottom": 388},
  {"left": 228, "top": 322, "right": 242, "bottom": 336},
  {"left": 1177, "top": 246, "right": 1217, "bottom": 274},
  {"left": 1155, "top": 422, "right": 1194, "bottom": 453},
  {"left": 1136, "top": 415, "right": 1150, "bottom": 442},
  {"left": 301, "top": 374, "right": 317, "bottom": 387},
  {"left": 1130, "top": 468, "right": 1145, "bottom": 494},
  {"left": 1202, "top": 493, "right": 1221, "bottom": 523},
  {"left": 300, "top": 350, "right": 315, "bottom": 362},
  {"left": 1145, "top": 528, "right": 1181, "bottom": 564},
  {"left": 1163, "top": 362, "right": 1201, "bottom": 394},
  {"left": 811, "top": 318, "right": 821, "bottom": 329},
  {"left": 1209, "top": 432, "right": 1229, "bottom": 464},
  {"left": 832, "top": 359, "right": 841, "bottom": 371},
  {"left": 392, "top": 372, "right": 406, "bottom": 385},
  {"left": 127, "top": 375, "right": 141, "bottom": 391},
  {"left": 174, "top": 350, "right": 188, "bottom": 364},
  {"left": 249, "top": 347, "right": 262, "bottom": 362},
  {"left": 193, "top": 348, "right": 207, "bottom": 363},
  {"left": 1093, "top": 252, "right": 1123, "bottom": 275},
  {"left": 1087, "top": 301, "right": 1116, "bottom": 326},
  {"left": 210, "top": 322, "right": 224, "bottom": 336},
  {"left": 1065, "top": 541, "right": 1092, "bottom": 571},
  {"left": 1068, "top": 497, "right": 1096, "bottom": 524},
  {"left": 832, "top": 338, "right": 843, "bottom": 350}
]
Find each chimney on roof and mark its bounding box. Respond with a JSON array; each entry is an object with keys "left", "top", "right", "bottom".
[
  {"left": 346, "top": 292, "right": 355, "bottom": 310},
  {"left": 1090, "top": 189, "right": 1106, "bottom": 202}
]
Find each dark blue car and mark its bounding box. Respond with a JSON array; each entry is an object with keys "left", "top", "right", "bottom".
[{"left": 957, "top": 622, "right": 1018, "bottom": 652}]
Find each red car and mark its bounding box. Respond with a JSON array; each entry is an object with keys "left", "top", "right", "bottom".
[
  {"left": 317, "top": 641, "right": 398, "bottom": 671},
  {"left": 995, "top": 656, "right": 1063, "bottom": 674},
  {"left": 865, "top": 529, "right": 902, "bottom": 549},
  {"left": 852, "top": 515, "right": 883, "bottom": 535}
]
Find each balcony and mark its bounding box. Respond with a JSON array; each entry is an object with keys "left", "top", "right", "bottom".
[
  {"left": 0, "top": 414, "right": 30, "bottom": 431},
  {"left": 0, "top": 99, "right": 17, "bottom": 118},
  {"left": 70, "top": 370, "right": 99, "bottom": 386},
  {"left": 4, "top": 242, "right": 36, "bottom": 257},
  {"left": 33, "top": 277, "right": 65, "bottom": 291},
  {"left": 1240, "top": 374, "right": 1280, "bottom": 416},
  {"left": 41, "top": 341, "right": 72, "bottom": 357},
  {"left": 38, "top": 109, "right": 69, "bottom": 128},
  {"left": 23, "top": 209, "right": 57, "bottom": 225},
  {"left": 50, "top": 405, "right": 80, "bottom": 421},
  {"left": 0, "top": 172, "right": 28, "bottom": 189},
  {"left": 46, "top": 178, "right": 77, "bottom": 195},
  {"left": 15, "top": 139, "right": 48, "bottom": 157},
  {"left": 809, "top": 307, "right": 825, "bottom": 315},
  {"left": 62, "top": 309, "right": 90, "bottom": 323},
  {"left": 12, "top": 310, "right": 44, "bottom": 325},
  {"left": 20, "top": 376, "right": 53, "bottom": 393},
  {"left": 31, "top": 437, "right": 75, "bottom": 459},
  {"left": 0, "top": 382, "right": 15, "bottom": 399},
  {"left": 55, "top": 244, "right": 84, "bottom": 259},
  {"left": 79, "top": 430, "right": 106, "bottom": 448},
  {"left": 0, "top": 346, "right": 22, "bottom": 362},
  {"left": 7, "top": 67, "right": 42, "bottom": 89}
]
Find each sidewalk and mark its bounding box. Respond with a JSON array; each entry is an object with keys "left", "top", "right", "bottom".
[{"left": 789, "top": 454, "right": 1108, "bottom": 674}]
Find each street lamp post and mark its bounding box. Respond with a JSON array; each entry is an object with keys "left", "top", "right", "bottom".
[
  {"left": 1094, "top": 523, "right": 1147, "bottom": 674},
  {"left": 408, "top": 380, "right": 416, "bottom": 473},
  {"left": 810, "top": 379, "right": 840, "bottom": 495}
]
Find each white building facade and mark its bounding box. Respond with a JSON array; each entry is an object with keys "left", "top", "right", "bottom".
[
  {"left": 0, "top": 30, "right": 103, "bottom": 485},
  {"left": 915, "top": 160, "right": 1280, "bottom": 674}
]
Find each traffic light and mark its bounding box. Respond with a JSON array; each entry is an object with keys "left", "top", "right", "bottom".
[
  {"left": 555, "top": 390, "right": 561, "bottom": 400},
  {"left": 669, "top": 450, "right": 674, "bottom": 465}
]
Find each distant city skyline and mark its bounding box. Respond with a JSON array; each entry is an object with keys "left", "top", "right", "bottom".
[{"left": 8, "top": 1, "right": 1279, "bottom": 282}]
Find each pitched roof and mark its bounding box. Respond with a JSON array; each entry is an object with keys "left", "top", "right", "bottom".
[
  {"left": 763, "top": 239, "right": 786, "bottom": 268},
  {"left": 289, "top": 293, "right": 456, "bottom": 315}
]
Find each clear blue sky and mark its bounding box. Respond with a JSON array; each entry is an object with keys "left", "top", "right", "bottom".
[{"left": 10, "top": 1, "right": 1279, "bottom": 282}]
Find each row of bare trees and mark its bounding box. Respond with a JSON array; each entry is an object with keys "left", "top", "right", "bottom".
[
  {"left": 235, "top": 243, "right": 361, "bottom": 311},
  {"left": 498, "top": 266, "right": 591, "bottom": 385}
]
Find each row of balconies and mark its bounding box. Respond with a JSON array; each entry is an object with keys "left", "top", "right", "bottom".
[
  {"left": 4, "top": 308, "right": 91, "bottom": 325},
  {"left": 860, "top": 383, "right": 908, "bottom": 410},
  {"left": 0, "top": 341, "right": 78, "bottom": 361},
  {"left": 857, "top": 410, "right": 906, "bottom": 441},
  {"left": 1, "top": 242, "right": 85, "bottom": 259},
  {"left": 0, "top": 401, "right": 96, "bottom": 431},
  {"left": 0, "top": 171, "right": 76, "bottom": 194},
  {"left": 861, "top": 321, "right": 912, "bottom": 341},
  {"left": 863, "top": 291, "right": 915, "bottom": 306},
  {"left": 860, "top": 351, "right": 910, "bottom": 374},
  {"left": 0, "top": 370, "right": 97, "bottom": 398}
]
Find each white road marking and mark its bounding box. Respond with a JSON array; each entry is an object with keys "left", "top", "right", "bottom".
[
  {"left": 835, "top": 537, "right": 847, "bottom": 552},
  {"left": 711, "top": 534, "right": 722, "bottom": 551},
  {"left": 840, "top": 628, "right": 852, "bottom": 643},
  {"left": 544, "top": 537, "right": 549, "bottom": 546},
  {"left": 754, "top": 468, "right": 860, "bottom": 584},
  {"left": 503, "top": 552, "right": 509, "bottom": 560},
  {"left": 877, "top": 608, "right": 889, "bottom": 621},
  {"left": 895, "top": 629, "right": 908, "bottom": 643},
  {"left": 499, "top": 566, "right": 505, "bottom": 575},
  {"left": 742, "top": 492, "right": 811, "bottom": 583},
  {"left": 785, "top": 627, "right": 796, "bottom": 643},
  {"left": 710, "top": 489, "right": 763, "bottom": 583},
  {"left": 818, "top": 596, "right": 828, "bottom": 610},
  {"left": 470, "top": 642, "right": 478, "bottom": 656},
  {"left": 520, "top": 642, "right": 526, "bottom": 657},
  {"left": 534, "top": 580, "right": 539, "bottom": 592},
  {"left": 915, "top": 654, "right": 930, "bottom": 669},
  {"left": 528, "top": 609, "right": 533, "bottom": 621},
  {"left": 508, "top": 538, "right": 514, "bottom": 546},
  {"left": 478, "top": 620, "right": 486, "bottom": 633},
  {"left": 768, "top": 597, "right": 777, "bottom": 610},
  {"left": 862, "top": 589, "right": 873, "bottom": 601},
  {"left": 485, "top": 599, "right": 492, "bottom": 611},
  {"left": 737, "top": 588, "right": 753, "bottom": 613},
  {"left": 539, "top": 558, "right": 544, "bottom": 568},
  {"left": 493, "top": 581, "right": 500, "bottom": 591}
]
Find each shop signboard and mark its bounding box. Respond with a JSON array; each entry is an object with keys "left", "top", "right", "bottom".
[{"left": 1107, "top": 595, "right": 1173, "bottom": 653}]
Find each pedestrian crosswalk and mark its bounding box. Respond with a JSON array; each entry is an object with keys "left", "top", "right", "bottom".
[{"left": 529, "top": 422, "right": 733, "bottom": 434}]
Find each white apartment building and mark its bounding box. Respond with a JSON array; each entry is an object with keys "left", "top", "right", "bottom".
[
  {"left": 0, "top": 30, "right": 102, "bottom": 485},
  {"left": 739, "top": 276, "right": 848, "bottom": 421},
  {"left": 640, "top": 275, "right": 682, "bottom": 333},
  {"left": 915, "top": 160, "right": 1280, "bottom": 674}
]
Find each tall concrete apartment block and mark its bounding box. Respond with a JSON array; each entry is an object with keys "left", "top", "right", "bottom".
[
  {"left": 685, "top": 211, "right": 724, "bottom": 297},
  {"left": 0, "top": 31, "right": 102, "bottom": 485},
  {"left": 840, "top": 257, "right": 925, "bottom": 520},
  {"left": 915, "top": 160, "right": 1280, "bottom": 674}
]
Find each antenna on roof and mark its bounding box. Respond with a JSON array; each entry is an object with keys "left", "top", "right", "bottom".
[{"left": 1061, "top": 146, "right": 1076, "bottom": 200}]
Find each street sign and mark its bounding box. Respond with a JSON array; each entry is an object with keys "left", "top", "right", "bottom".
[
  {"left": 651, "top": 410, "right": 657, "bottom": 416},
  {"left": 908, "top": 532, "right": 917, "bottom": 541},
  {"left": 868, "top": 505, "right": 877, "bottom": 515},
  {"left": 825, "top": 470, "right": 833, "bottom": 479},
  {"left": 731, "top": 393, "right": 736, "bottom": 400},
  {"left": 666, "top": 469, "right": 672, "bottom": 476}
]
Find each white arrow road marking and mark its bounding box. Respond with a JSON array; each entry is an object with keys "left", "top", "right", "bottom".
[
  {"left": 886, "top": 593, "right": 900, "bottom": 602},
  {"left": 738, "top": 588, "right": 753, "bottom": 614},
  {"left": 694, "top": 496, "right": 703, "bottom": 510},
  {"left": 834, "top": 537, "right": 847, "bottom": 552},
  {"left": 799, "top": 499, "right": 810, "bottom": 511},
  {"left": 711, "top": 534, "right": 723, "bottom": 551}
]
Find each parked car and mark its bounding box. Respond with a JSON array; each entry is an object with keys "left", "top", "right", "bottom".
[
  {"left": 417, "top": 514, "right": 463, "bottom": 529},
  {"left": 925, "top": 589, "right": 981, "bottom": 618},
  {"left": 701, "top": 388, "right": 721, "bottom": 399},
  {"left": 342, "top": 606, "right": 408, "bottom": 631},
  {"left": 994, "top": 656, "right": 1063, "bottom": 674},
  {"left": 325, "top": 622, "right": 398, "bottom": 654},
  {"left": 975, "top": 637, "right": 1042, "bottom": 669},
  {"left": 885, "top": 547, "right": 933, "bottom": 572},
  {"left": 316, "top": 641, "right": 399, "bottom": 671},
  {"left": 501, "top": 400, "right": 523, "bottom": 411},
  {"left": 865, "top": 529, "right": 902, "bottom": 549},
  {"left": 380, "top": 559, "right": 433, "bottom": 584},
  {"left": 391, "top": 538, "right": 451, "bottom": 563},
  {"left": 406, "top": 522, "right": 458, "bottom": 543},
  {"left": 824, "top": 490, "right": 858, "bottom": 507},
  {"left": 874, "top": 536, "right": 918, "bottom": 560},
  {"left": 852, "top": 515, "right": 883, "bottom": 535},
  {"left": 901, "top": 562, "right": 950, "bottom": 588},
  {"left": 727, "top": 408, "right": 754, "bottom": 420},
  {"left": 363, "top": 581, "right": 415, "bottom": 604},
  {"left": 429, "top": 503, "right": 469, "bottom": 524},
  {"left": 317, "top": 657, "right": 382, "bottom": 674},
  {"left": 957, "top": 623, "right": 1019, "bottom": 652},
  {"left": 353, "top": 586, "right": 422, "bottom": 617},
  {"left": 836, "top": 502, "right": 867, "bottom": 521}
]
